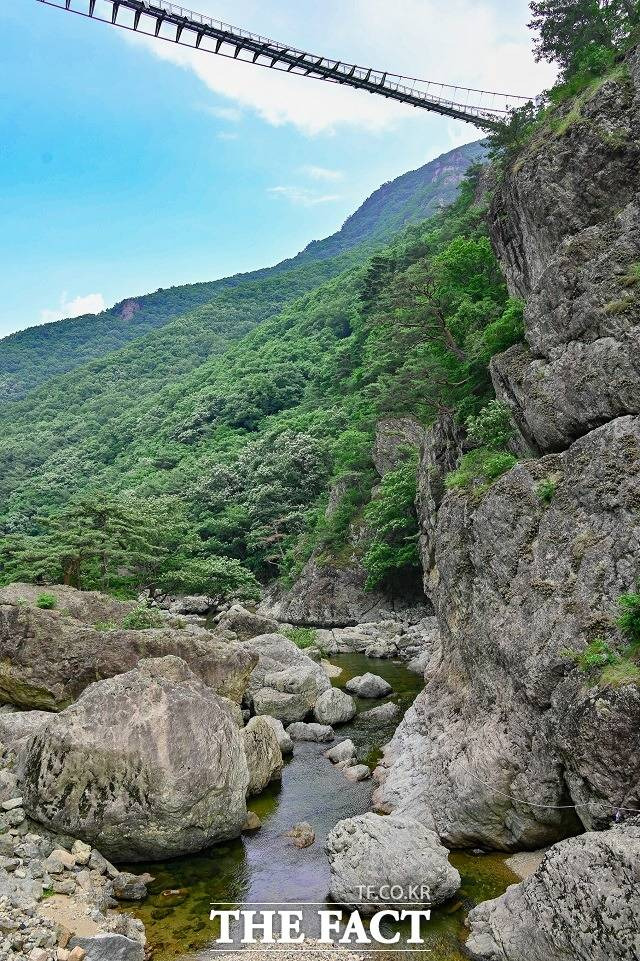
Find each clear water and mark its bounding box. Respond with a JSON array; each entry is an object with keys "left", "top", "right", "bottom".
[{"left": 124, "top": 654, "right": 517, "bottom": 960}]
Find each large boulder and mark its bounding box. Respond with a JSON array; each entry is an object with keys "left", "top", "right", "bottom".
[
  {"left": 22, "top": 657, "right": 250, "bottom": 861},
  {"left": 287, "top": 722, "right": 334, "bottom": 743},
  {"left": 0, "top": 582, "right": 136, "bottom": 624},
  {"left": 241, "top": 634, "right": 330, "bottom": 721},
  {"left": 252, "top": 688, "right": 311, "bottom": 725},
  {"left": 216, "top": 605, "right": 280, "bottom": 640},
  {"left": 375, "top": 417, "right": 640, "bottom": 849},
  {"left": 326, "top": 812, "right": 460, "bottom": 914},
  {"left": 241, "top": 716, "right": 283, "bottom": 796},
  {"left": 345, "top": 674, "right": 392, "bottom": 699},
  {"left": 466, "top": 822, "right": 640, "bottom": 961},
  {"left": 313, "top": 688, "right": 356, "bottom": 726},
  {"left": 0, "top": 596, "right": 256, "bottom": 709},
  {"left": 260, "top": 716, "right": 293, "bottom": 756}
]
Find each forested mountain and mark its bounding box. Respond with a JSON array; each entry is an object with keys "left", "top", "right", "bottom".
[
  {"left": 0, "top": 161, "right": 522, "bottom": 598},
  {"left": 0, "top": 141, "right": 484, "bottom": 402}
]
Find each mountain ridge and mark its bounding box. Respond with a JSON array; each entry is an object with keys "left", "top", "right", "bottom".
[{"left": 0, "top": 140, "right": 485, "bottom": 402}]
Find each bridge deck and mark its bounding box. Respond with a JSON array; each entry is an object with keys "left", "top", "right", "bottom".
[{"left": 38, "top": 0, "right": 532, "bottom": 130}]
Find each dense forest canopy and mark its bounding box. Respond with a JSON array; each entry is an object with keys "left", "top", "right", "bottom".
[{"left": 0, "top": 170, "right": 522, "bottom": 598}]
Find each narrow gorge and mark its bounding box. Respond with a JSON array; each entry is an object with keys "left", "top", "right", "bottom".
[{"left": 0, "top": 23, "right": 639, "bottom": 961}]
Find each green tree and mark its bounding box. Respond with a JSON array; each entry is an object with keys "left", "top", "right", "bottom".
[
  {"left": 528, "top": 1, "right": 639, "bottom": 78},
  {"left": 363, "top": 458, "right": 421, "bottom": 591}
]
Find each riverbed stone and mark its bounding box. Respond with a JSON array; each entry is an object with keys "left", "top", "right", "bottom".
[
  {"left": 286, "top": 823, "right": 316, "bottom": 849},
  {"left": 22, "top": 656, "right": 250, "bottom": 861},
  {"left": 343, "top": 765, "right": 371, "bottom": 782},
  {"left": 313, "top": 688, "right": 356, "bottom": 726},
  {"left": 241, "top": 716, "right": 283, "bottom": 796},
  {"left": 325, "top": 740, "right": 356, "bottom": 764},
  {"left": 358, "top": 703, "right": 399, "bottom": 726},
  {"left": 69, "top": 933, "right": 144, "bottom": 961},
  {"left": 216, "top": 605, "right": 280, "bottom": 640},
  {"left": 326, "top": 812, "right": 460, "bottom": 914},
  {"left": 286, "top": 722, "right": 334, "bottom": 743},
  {"left": 345, "top": 674, "right": 392, "bottom": 699}
]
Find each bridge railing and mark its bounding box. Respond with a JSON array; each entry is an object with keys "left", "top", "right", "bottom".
[{"left": 38, "top": 0, "right": 534, "bottom": 124}]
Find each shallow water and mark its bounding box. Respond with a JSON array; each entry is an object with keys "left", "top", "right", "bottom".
[{"left": 125, "top": 654, "right": 517, "bottom": 960}]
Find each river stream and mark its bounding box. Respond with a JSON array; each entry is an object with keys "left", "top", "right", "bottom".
[{"left": 125, "top": 653, "right": 517, "bottom": 960}]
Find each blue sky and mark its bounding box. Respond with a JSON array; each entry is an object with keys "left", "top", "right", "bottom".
[{"left": 0, "top": 0, "right": 555, "bottom": 337}]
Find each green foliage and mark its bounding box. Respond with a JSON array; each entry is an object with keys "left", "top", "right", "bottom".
[
  {"left": 121, "top": 605, "right": 165, "bottom": 631},
  {"left": 465, "top": 400, "right": 515, "bottom": 449},
  {"left": 283, "top": 627, "right": 317, "bottom": 649},
  {"left": 617, "top": 589, "right": 640, "bottom": 646},
  {"left": 565, "top": 637, "right": 621, "bottom": 670},
  {"left": 600, "top": 658, "right": 640, "bottom": 687},
  {"left": 155, "top": 556, "right": 261, "bottom": 605},
  {"left": 35, "top": 592, "right": 57, "bottom": 610},
  {"left": 0, "top": 153, "right": 517, "bottom": 597},
  {"left": 363, "top": 459, "right": 420, "bottom": 591},
  {"left": 528, "top": 1, "right": 639, "bottom": 79},
  {"left": 446, "top": 448, "right": 517, "bottom": 492},
  {"left": 536, "top": 478, "right": 557, "bottom": 503},
  {"left": 94, "top": 619, "right": 118, "bottom": 632}
]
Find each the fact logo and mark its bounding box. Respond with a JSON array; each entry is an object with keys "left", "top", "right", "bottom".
[{"left": 209, "top": 888, "right": 433, "bottom": 948}]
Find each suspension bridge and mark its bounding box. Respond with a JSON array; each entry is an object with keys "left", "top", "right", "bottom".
[{"left": 37, "top": 0, "right": 533, "bottom": 130}]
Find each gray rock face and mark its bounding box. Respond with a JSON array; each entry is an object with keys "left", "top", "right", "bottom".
[
  {"left": 345, "top": 674, "right": 392, "bottom": 699},
  {"left": 252, "top": 688, "right": 310, "bottom": 724},
  {"left": 0, "top": 711, "right": 53, "bottom": 753},
  {"left": 241, "top": 717, "right": 283, "bottom": 796},
  {"left": 415, "top": 415, "right": 464, "bottom": 598},
  {"left": 372, "top": 417, "right": 425, "bottom": 477},
  {"left": 0, "top": 594, "right": 256, "bottom": 710},
  {"left": 326, "top": 813, "right": 460, "bottom": 914},
  {"left": 0, "top": 582, "right": 136, "bottom": 624},
  {"left": 375, "top": 417, "right": 640, "bottom": 849},
  {"left": 22, "top": 657, "right": 250, "bottom": 861},
  {"left": 313, "top": 688, "right": 356, "bottom": 726},
  {"left": 466, "top": 822, "right": 640, "bottom": 961},
  {"left": 286, "top": 722, "right": 334, "bottom": 743},
  {"left": 488, "top": 48, "right": 640, "bottom": 453}
]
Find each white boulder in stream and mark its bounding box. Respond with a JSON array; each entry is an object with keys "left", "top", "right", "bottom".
[
  {"left": 241, "top": 716, "right": 283, "bottom": 796},
  {"left": 345, "top": 673, "right": 393, "bottom": 698},
  {"left": 287, "top": 722, "right": 334, "bottom": 743},
  {"left": 313, "top": 688, "right": 356, "bottom": 726},
  {"left": 22, "top": 656, "right": 250, "bottom": 861},
  {"left": 326, "top": 812, "right": 460, "bottom": 914}
]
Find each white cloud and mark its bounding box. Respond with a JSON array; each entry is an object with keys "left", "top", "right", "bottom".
[
  {"left": 303, "top": 165, "right": 344, "bottom": 182},
  {"left": 41, "top": 293, "right": 106, "bottom": 324},
  {"left": 122, "top": 0, "right": 555, "bottom": 135},
  {"left": 267, "top": 186, "right": 341, "bottom": 207},
  {"left": 217, "top": 131, "right": 239, "bottom": 141},
  {"left": 205, "top": 104, "right": 242, "bottom": 122}
]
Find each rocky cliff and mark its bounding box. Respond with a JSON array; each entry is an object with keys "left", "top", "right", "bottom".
[{"left": 374, "top": 48, "right": 640, "bottom": 853}]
